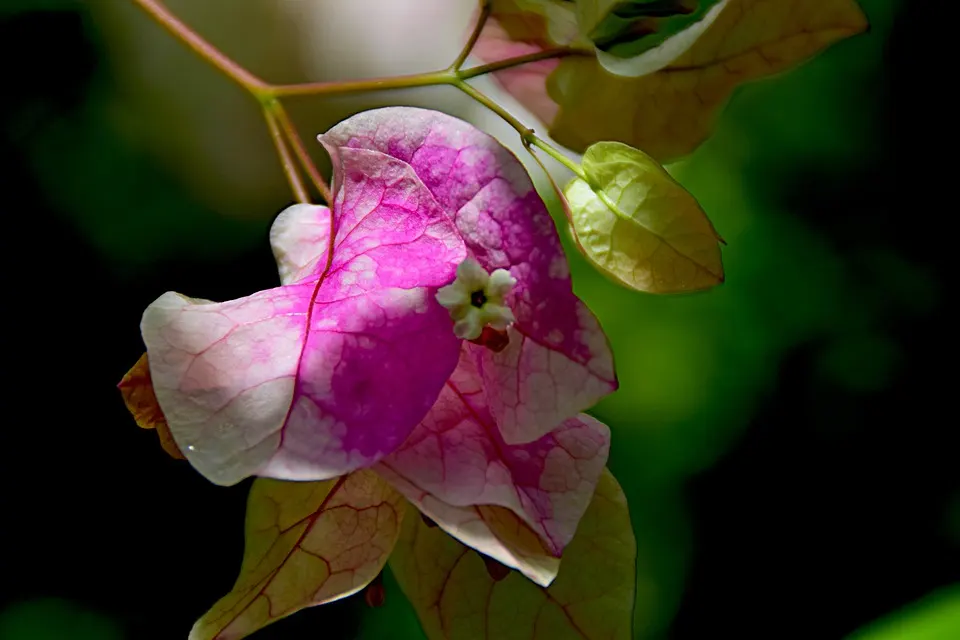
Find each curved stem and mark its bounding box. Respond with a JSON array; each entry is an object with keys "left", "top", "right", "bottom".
[
  {"left": 267, "top": 101, "right": 333, "bottom": 203},
  {"left": 452, "top": 80, "right": 584, "bottom": 179},
  {"left": 263, "top": 108, "right": 309, "bottom": 204},
  {"left": 132, "top": 0, "right": 268, "bottom": 94},
  {"left": 450, "top": 0, "right": 491, "bottom": 71}
]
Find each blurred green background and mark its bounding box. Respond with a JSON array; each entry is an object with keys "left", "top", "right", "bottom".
[{"left": 1, "top": 0, "right": 956, "bottom": 638}]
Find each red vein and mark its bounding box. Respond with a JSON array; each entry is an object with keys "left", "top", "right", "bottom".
[
  {"left": 445, "top": 379, "right": 562, "bottom": 554},
  {"left": 275, "top": 199, "right": 338, "bottom": 451},
  {"left": 209, "top": 475, "right": 348, "bottom": 634}
]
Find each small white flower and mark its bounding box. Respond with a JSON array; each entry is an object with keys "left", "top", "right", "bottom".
[{"left": 436, "top": 258, "right": 517, "bottom": 340}]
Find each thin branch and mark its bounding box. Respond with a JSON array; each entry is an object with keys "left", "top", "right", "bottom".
[
  {"left": 131, "top": 0, "right": 268, "bottom": 94},
  {"left": 132, "top": 0, "right": 588, "bottom": 210},
  {"left": 459, "top": 47, "right": 590, "bottom": 80},
  {"left": 263, "top": 109, "right": 309, "bottom": 204},
  {"left": 269, "top": 102, "right": 333, "bottom": 204},
  {"left": 450, "top": 0, "right": 491, "bottom": 71},
  {"left": 269, "top": 70, "right": 455, "bottom": 99}
]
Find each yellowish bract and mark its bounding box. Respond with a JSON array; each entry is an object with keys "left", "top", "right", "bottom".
[{"left": 565, "top": 141, "right": 724, "bottom": 293}]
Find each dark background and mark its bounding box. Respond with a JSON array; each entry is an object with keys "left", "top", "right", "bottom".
[{"left": 1, "top": 1, "right": 956, "bottom": 638}]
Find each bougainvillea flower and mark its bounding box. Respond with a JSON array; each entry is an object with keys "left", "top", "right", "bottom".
[
  {"left": 476, "top": 0, "right": 869, "bottom": 161},
  {"left": 136, "top": 107, "right": 616, "bottom": 489},
  {"left": 123, "top": 107, "right": 627, "bottom": 639}
]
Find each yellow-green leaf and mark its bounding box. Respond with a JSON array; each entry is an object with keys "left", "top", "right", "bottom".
[
  {"left": 564, "top": 141, "right": 723, "bottom": 293},
  {"left": 190, "top": 471, "right": 405, "bottom": 640},
  {"left": 389, "top": 468, "right": 636, "bottom": 639}
]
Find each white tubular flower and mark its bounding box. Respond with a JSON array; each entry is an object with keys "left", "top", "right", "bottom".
[{"left": 436, "top": 258, "right": 517, "bottom": 340}]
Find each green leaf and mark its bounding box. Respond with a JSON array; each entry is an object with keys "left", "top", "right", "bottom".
[
  {"left": 846, "top": 585, "right": 960, "bottom": 640},
  {"left": 389, "top": 468, "right": 636, "bottom": 639},
  {"left": 564, "top": 141, "right": 724, "bottom": 293}
]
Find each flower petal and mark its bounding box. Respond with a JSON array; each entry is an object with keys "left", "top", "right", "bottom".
[
  {"left": 322, "top": 106, "right": 617, "bottom": 444},
  {"left": 375, "top": 348, "right": 610, "bottom": 582},
  {"left": 142, "top": 150, "right": 465, "bottom": 485},
  {"left": 485, "top": 269, "right": 517, "bottom": 300},
  {"left": 456, "top": 257, "right": 491, "bottom": 291},
  {"left": 190, "top": 470, "right": 404, "bottom": 640},
  {"left": 478, "top": 303, "right": 515, "bottom": 331},
  {"left": 389, "top": 468, "right": 637, "bottom": 640},
  {"left": 435, "top": 282, "right": 470, "bottom": 308},
  {"left": 453, "top": 313, "right": 484, "bottom": 341}
]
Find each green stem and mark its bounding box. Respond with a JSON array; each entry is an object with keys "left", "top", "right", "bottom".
[
  {"left": 452, "top": 80, "right": 585, "bottom": 179},
  {"left": 450, "top": 1, "right": 491, "bottom": 71}
]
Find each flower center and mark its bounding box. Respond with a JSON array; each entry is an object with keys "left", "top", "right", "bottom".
[{"left": 435, "top": 258, "right": 517, "bottom": 341}]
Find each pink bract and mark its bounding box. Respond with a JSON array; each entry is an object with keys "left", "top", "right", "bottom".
[
  {"left": 141, "top": 149, "right": 465, "bottom": 485},
  {"left": 321, "top": 107, "right": 617, "bottom": 444}
]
